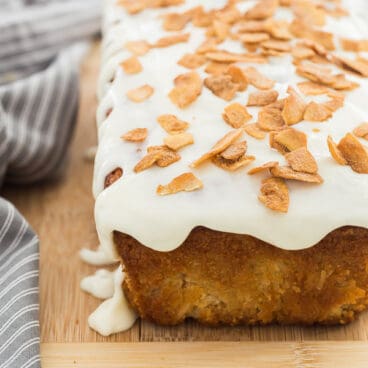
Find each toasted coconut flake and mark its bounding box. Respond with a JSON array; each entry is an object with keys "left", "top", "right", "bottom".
[
  {"left": 204, "top": 75, "right": 238, "bottom": 101},
  {"left": 243, "top": 67, "right": 275, "bottom": 90},
  {"left": 248, "top": 161, "right": 279, "bottom": 175},
  {"left": 304, "top": 102, "right": 333, "bottom": 122},
  {"left": 212, "top": 155, "right": 255, "bottom": 171},
  {"left": 196, "top": 38, "right": 219, "bottom": 54},
  {"left": 242, "top": 42, "right": 260, "bottom": 53},
  {"left": 266, "top": 19, "right": 293, "bottom": 40},
  {"left": 125, "top": 40, "right": 151, "bottom": 56},
  {"left": 340, "top": 38, "right": 368, "bottom": 52},
  {"left": 156, "top": 0, "right": 185, "bottom": 7},
  {"left": 169, "top": 71, "right": 202, "bottom": 108},
  {"left": 307, "top": 55, "right": 330, "bottom": 66},
  {"left": 261, "top": 40, "right": 291, "bottom": 52},
  {"left": 157, "top": 114, "right": 189, "bottom": 134},
  {"left": 223, "top": 103, "right": 252, "bottom": 128},
  {"left": 178, "top": 53, "right": 206, "bottom": 69},
  {"left": 258, "top": 106, "right": 286, "bottom": 131},
  {"left": 270, "top": 128, "right": 307, "bottom": 155},
  {"left": 244, "top": 123, "right": 266, "bottom": 140},
  {"left": 238, "top": 32, "right": 270, "bottom": 44},
  {"left": 205, "top": 51, "right": 267, "bottom": 64},
  {"left": 289, "top": 19, "right": 335, "bottom": 50},
  {"left": 214, "top": 4, "right": 241, "bottom": 24},
  {"left": 292, "top": 0, "right": 326, "bottom": 26},
  {"left": 237, "top": 20, "right": 269, "bottom": 33},
  {"left": 324, "top": 92, "right": 345, "bottom": 112},
  {"left": 157, "top": 172, "right": 203, "bottom": 195},
  {"left": 259, "top": 177, "right": 289, "bottom": 213},
  {"left": 220, "top": 141, "right": 247, "bottom": 160},
  {"left": 330, "top": 74, "right": 359, "bottom": 91},
  {"left": 308, "top": 37, "right": 332, "bottom": 56},
  {"left": 134, "top": 152, "right": 161, "bottom": 173},
  {"left": 285, "top": 147, "right": 318, "bottom": 174},
  {"left": 353, "top": 123, "right": 368, "bottom": 140},
  {"left": 337, "top": 133, "right": 368, "bottom": 174},
  {"left": 192, "top": 7, "right": 213, "bottom": 27},
  {"left": 292, "top": 45, "right": 315, "bottom": 60},
  {"left": 185, "top": 5, "right": 205, "bottom": 19},
  {"left": 164, "top": 132, "right": 194, "bottom": 151},
  {"left": 226, "top": 65, "right": 248, "bottom": 91},
  {"left": 270, "top": 165, "right": 323, "bottom": 183},
  {"left": 118, "top": 0, "right": 145, "bottom": 14},
  {"left": 118, "top": 0, "right": 184, "bottom": 13},
  {"left": 122, "top": 128, "right": 148, "bottom": 142},
  {"left": 282, "top": 86, "right": 306, "bottom": 125},
  {"left": 122, "top": 1, "right": 144, "bottom": 13},
  {"left": 153, "top": 33, "right": 190, "bottom": 48},
  {"left": 211, "top": 20, "right": 231, "bottom": 42},
  {"left": 127, "top": 84, "right": 154, "bottom": 102},
  {"left": 245, "top": 0, "right": 278, "bottom": 20},
  {"left": 296, "top": 61, "right": 358, "bottom": 91},
  {"left": 261, "top": 49, "right": 288, "bottom": 57},
  {"left": 147, "top": 145, "right": 181, "bottom": 167},
  {"left": 268, "top": 99, "right": 285, "bottom": 110},
  {"left": 191, "top": 129, "right": 243, "bottom": 167},
  {"left": 120, "top": 56, "right": 142, "bottom": 74},
  {"left": 104, "top": 168, "right": 123, "bottom": 189},
  {"left": 296, "top": 61, "right": 333, "bottom": 84},
  {"left": 327, "top": 135, "right": 347, "bottom": 165},
  {"left": 323, "top": 4, "right": 349, "bottom": 18},
  {"left": 204, "top": 62, "right": 230, "bottom": 75},
  {"left": 162, "top": 12, "right": 191, "bottom": 31},
  {"left": 297, "top": 81, "right": 330, "bottom": 95},
  {"left": 332, "top": 55, "right": 368, "bottom": 78},
  {"left": 247, "top": 89, "right": 279, "bottom": 107}
]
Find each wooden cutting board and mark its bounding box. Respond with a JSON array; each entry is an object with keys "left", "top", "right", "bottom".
[{"left": 3, "top": 42, "right": 368, "bottom": 367}]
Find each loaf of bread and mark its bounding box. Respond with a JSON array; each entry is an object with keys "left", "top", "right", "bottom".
[{"left": 87, "top": 0, "right": 368, "bottom": 335}]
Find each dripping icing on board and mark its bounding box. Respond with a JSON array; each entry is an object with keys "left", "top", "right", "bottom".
[
  {"left": 87, "top": 266, "right": 137, "bottom": 336},
  {"left": 80, "top": 269, "right": 115, "bottom": 299},
  {"left": 80, "top": 244, "right": 118, "bottom": 266}
]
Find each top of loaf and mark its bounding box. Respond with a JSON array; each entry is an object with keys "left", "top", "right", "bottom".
[{"left": 94, "top": 0, "right": 368, "bottom": 255}]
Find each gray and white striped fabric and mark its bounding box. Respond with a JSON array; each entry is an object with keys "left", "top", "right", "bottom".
[{"left": 0, "top": 1, "right": 101, "bottom": 367}]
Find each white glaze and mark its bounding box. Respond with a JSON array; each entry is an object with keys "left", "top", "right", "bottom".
[
  {"left": 80, "top": 244, "right": 118, "bottom": 266},
  {"left": 94, "top": 0, "right": 368, "bottom": 258},
  {"left": 81, "top": 269, "right": 115, "bottom": 299},
  {"left": 88, "top": 266, "right": 137, "bottom": 336}
]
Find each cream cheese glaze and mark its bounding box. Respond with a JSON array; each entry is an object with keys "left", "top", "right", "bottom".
[
  {"left": 87, "top": 266, "right": 137, "bottom": 336},
  {"left": 80, "top": 244, "right": 118, "bottom": 266},
  {"left": 80, "top": 269, "right": 115, "bottom": 299},
  {"left": 94, "top": 0, "right": 368, "bottom": 258}
]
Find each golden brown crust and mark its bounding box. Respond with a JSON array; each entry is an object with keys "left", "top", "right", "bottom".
[
  {"left": 104, "top": 168, "right": 123, "bottom": 188},
  {"left": 114, "top": 226, "right": 368, "bottom": 326}
]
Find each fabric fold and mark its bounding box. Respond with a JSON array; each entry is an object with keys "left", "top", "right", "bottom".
[
  {"left": 0, "top": 1, "right": 101, "bottom": 367},
  {"left": 0, "top": 42, "right": 89, "bottom": 185},
  {"left": 0, "top": 199, "right": 39, "bottom": 368}
]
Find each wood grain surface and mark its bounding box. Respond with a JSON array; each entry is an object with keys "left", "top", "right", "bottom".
[
  {"left": 3, "top": 42, "right": 368, "bottom": 348},
  {"left": 41, "top": 342, "right": 368, "bottom": 368}
]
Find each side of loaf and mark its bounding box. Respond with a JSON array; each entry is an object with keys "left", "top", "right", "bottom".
[{"left": 115, "top": 227, "right": 368, "bottom": 325}]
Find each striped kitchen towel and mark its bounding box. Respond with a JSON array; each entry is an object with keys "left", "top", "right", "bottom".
[{"left": 0, "top": 1, "right": 101, "bottom": 367}]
